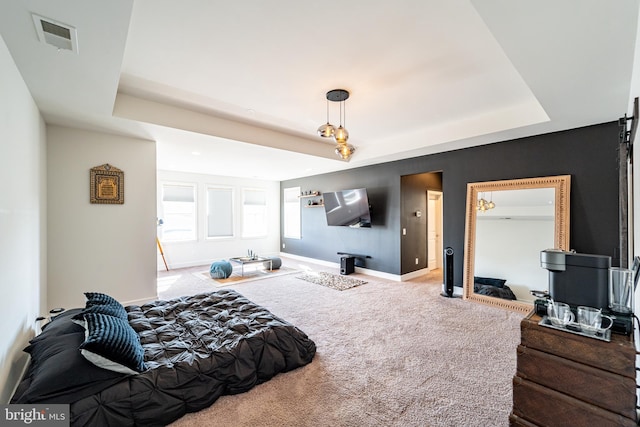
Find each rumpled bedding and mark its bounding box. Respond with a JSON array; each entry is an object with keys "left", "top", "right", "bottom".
[{"left": 13, "top": 289, "right": 316, "bottom": 427}]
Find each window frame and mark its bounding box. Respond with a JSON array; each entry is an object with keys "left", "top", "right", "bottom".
[
  {"left": 159, "top": 182, "right": 198, "bottom": 242},
  {"left": 283, "top": 186, "right": 301, "bottom": 239}
]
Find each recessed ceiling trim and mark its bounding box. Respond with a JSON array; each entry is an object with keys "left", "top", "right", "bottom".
[{"left": 32, "top": 14, "right": 78, "bottom": 54}]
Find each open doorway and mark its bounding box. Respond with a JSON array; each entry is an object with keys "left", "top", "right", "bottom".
[
  {"left": 427, "top": 190, "right": 443, "bottom": 273},
  {"left": 400, "top": 171, "right": 443, "bottom": 278}
]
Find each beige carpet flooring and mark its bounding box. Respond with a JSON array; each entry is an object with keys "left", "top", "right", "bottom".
[{"left": 157, "top": 257, "right": 524, "bottom": 427}]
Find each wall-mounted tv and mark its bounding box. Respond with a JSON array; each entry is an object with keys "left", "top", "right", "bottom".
[{"left": 323, "top": 188, "right": 371, "bottom": 228}]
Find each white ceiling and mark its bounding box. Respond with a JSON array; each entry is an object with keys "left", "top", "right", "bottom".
[{"left": 1, "top": 0, "right": 639, "bottom": 181}]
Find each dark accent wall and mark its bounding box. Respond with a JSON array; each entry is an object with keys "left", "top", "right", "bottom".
[{"left": 281, "top": 122, "right": 620, "bottom": 284}]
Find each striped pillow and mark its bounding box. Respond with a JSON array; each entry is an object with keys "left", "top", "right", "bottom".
[
  {"left": 84, "top": 292, "right": 121, "bottom": 307},
  {"left": 79, "top": 312, "right": 146, "bottom": 374},
  {"left": 72, "top": 302, "right": 128, "bottom": 325}
]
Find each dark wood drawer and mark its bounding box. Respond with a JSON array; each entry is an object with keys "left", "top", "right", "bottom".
[
  {"left": 516, "top": 345, "right": 637, "bottom": 419},
  {"left": 520, "top": 313, "right": 635, "bottom": 378},
  {"left": 512, "top": 376, "right": 637, "bottom": 427},
  {"left": 509, "top": 413, "right": 539, "bottom": 426}
]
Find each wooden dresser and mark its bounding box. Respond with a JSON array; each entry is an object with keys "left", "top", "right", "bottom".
[{"left": 510, "top": 311, "right": 638, "bottom": 427}]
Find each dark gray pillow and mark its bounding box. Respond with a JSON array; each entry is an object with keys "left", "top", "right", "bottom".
[
  {"left": 475, "top": 284, "right": 517, "bottom": 300},
  {"left": 13, "top": 332, "right": 126, "bottom": 403},
  {"left": 79, "top": 313, "right": 146, "bottom": 374},
  {"left": 30, "top": 308, "right": 84, "bottom": 344},
  {"left": 474, "top": 276, "right": 507, "bottom": 288}
]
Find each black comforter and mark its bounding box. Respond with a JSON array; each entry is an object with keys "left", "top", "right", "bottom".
[{"left": 12, "top": 290, "right": 316, "bottom": 426}]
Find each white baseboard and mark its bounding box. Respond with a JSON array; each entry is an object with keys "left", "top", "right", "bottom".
[
  {"left": 279, "top": 252, "right": 404, "bottom": 282},
  {"left": 400, "top": 268, "right": 430, "bottom": 281},
  {"left": 280, "top": 252, "right": 337, "bottom": 268},
  {"left": 157, "top": 259, "right": 210, "bottom": 271},
  {"left": 158, "top": 252, "right": 284, "bottom": 272},
  {"left": 157, "top": 252, "right": 438, "bottom": 284}
]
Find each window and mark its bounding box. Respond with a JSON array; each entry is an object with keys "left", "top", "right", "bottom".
[
  {"left": 283, "top": 187, "right": 301, "bottom": 239},
  {"left": 207, "top": 186, "right": 234, "bottom": 238},
  {"left": 242, "top": 188, "right": 267, "bottom": 238},
  {"left": 161, "top": 183, "right": 196, "bottom": 241}
]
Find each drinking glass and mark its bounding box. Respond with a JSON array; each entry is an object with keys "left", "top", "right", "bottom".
[
  {"left": 547, "top": 301, "right": 574, "bottom": 327},
  {"left": 609, "top": 267, "right": 633, "bottom": 314},
  {"left": 577, "top": 306, "right": 613, "bottom": 335}
]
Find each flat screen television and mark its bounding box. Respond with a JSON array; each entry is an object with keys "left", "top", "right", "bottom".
[{"left": 323, "top": 188, "right": 371, "bottom": 228}]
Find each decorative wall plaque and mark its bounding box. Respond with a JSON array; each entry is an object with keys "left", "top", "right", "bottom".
[{"left": 90, "top": 164, "right": 124, "bottom": 204}]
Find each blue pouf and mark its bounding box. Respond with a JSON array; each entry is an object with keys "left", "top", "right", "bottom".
[
  {"left": 263, "top": 257, "right": 282, "bottom": 270},
  {"left": 210, "top": 260, "right": 233, "bottom": 279}
]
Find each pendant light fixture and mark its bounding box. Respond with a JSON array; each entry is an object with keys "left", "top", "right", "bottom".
[
  {"left": 476, "top": 192, "right": 496, "bottom": 212},
  {"left": 317, "top": 97, "right": 335, "bottom": 138},
  {"left": 333, "top": 92, "right": 349, "bottom": 145},
  {"left": 317, "top": 89, "right": 355, "bottom": 161},
  {"left": 335, "top": 142, "right": 356, "bottom": 160}
]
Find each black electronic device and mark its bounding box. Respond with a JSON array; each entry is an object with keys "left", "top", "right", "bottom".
[
  {"left": 340, "top": 256, "right": 355, "bottom": 275},
  {"left": 323, "top": 188, "right": 372, "bottom": 228},
  {"left": 534, "top": 299, "right": 549, "bottom": 317},
  {"left": 609, "top": 313, "right": 634, "bottom": 335},
  {"left": 442, "top": 247, "right": 454, "bottom": 297},
  {"left": 540, "top": 250, "right": 611, "bottom": 310}
]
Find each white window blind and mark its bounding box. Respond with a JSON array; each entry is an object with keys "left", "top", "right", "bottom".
[
  {"left": 207, "top": 187, "right": 234, "bottom": 238},
  {"left": 283, "top": 187, "right": 301, "bottom": 239},
  {"left": 242, "top": 188, "right": 267, "bottom": 238},
  {"left": 161, "top": 183, "right": 196, "bottom": 241}
]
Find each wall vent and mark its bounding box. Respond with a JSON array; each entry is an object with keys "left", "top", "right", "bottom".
[{"left": 32, "top": 14, "right": 78, "bottom": 54}]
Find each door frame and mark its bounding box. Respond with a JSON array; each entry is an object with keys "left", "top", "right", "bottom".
[{"left": 427, "top": 190, "right": 443, "bottom": 271}]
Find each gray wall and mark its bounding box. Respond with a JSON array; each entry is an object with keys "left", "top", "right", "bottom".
[
  {"left": 281, "top": 121, "right": 620, "bottom": 284},
  {"left": 283, "top": 163, "right": 399, "bottom": 273}
]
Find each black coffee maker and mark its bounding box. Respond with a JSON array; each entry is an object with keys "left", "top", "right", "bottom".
[
  {"left": 540, "top": 249, "right": 636, "bottom": 335},
  {"left": 540, "top": 249, "right": 610, "bottom": 308}
]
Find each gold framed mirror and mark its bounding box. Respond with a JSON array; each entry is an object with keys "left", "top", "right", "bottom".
[{"left": 463, "top": 175, "right": 571, "bottom": 313}]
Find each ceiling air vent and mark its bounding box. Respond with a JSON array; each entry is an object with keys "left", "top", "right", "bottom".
[{"left": 32, "top": 14, "right": 78, "bottom": 54}]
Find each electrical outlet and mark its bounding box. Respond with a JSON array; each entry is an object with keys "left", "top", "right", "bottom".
[
  {"left": 402, "top": 228, "right": 406, "bottom": 235},
  {"left": 282, "top": 243, "right": 286, "bottom": 249},
  {"left": 415, "top": 258, "right": 419, "bottom": 264}
]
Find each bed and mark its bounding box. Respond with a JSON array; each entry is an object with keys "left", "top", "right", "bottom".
[{"left": 11, "top": 289, "right": 316, "bottom": 426}]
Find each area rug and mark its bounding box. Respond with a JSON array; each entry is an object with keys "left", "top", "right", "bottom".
[
  {"left": 297, "top": 271, "right": 366, "bottom": 291},
  {"left": 194, "top": 266, "right": 298, "bottom": 287}
]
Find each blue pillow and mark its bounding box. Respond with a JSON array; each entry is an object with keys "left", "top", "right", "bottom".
[
  {"left": 72, "top": 302, "right": 128, "bottom": 324},
  {"left": 84, "top": 292, "right": 121, "bottom": 307},
  {"left": 210, "top": 260, "right": 233, "bottom": 279},
  {"left": 79, "top": 313, "right": 146, "bottom": 374}
]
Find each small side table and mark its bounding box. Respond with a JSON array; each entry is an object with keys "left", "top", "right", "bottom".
[
  {"left": 229, "top": 257, "right": 272, "bottom": 277},
  {"left": 510, "top": 311, "right": 637, "bottom": 426}
]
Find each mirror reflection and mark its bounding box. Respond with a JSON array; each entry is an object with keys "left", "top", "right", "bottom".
[
  {"left": 463, "top": 176, "right": 570, "bottom": 313},
  {"left": 474, "top": 188, "right": 555, "bottom": 303}
]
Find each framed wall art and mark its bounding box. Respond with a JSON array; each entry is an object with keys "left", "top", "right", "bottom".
[{"left": 90, "top": 163, "right": 124, "bottom": 204}]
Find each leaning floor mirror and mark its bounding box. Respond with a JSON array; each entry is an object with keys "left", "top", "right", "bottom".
[{"left": 463, "top": 175, "right": 571, "bottom": 313}]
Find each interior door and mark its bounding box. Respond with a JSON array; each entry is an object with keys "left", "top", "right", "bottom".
[{"left": 427, "top": 191, "right": 443, "bottom": 270}]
